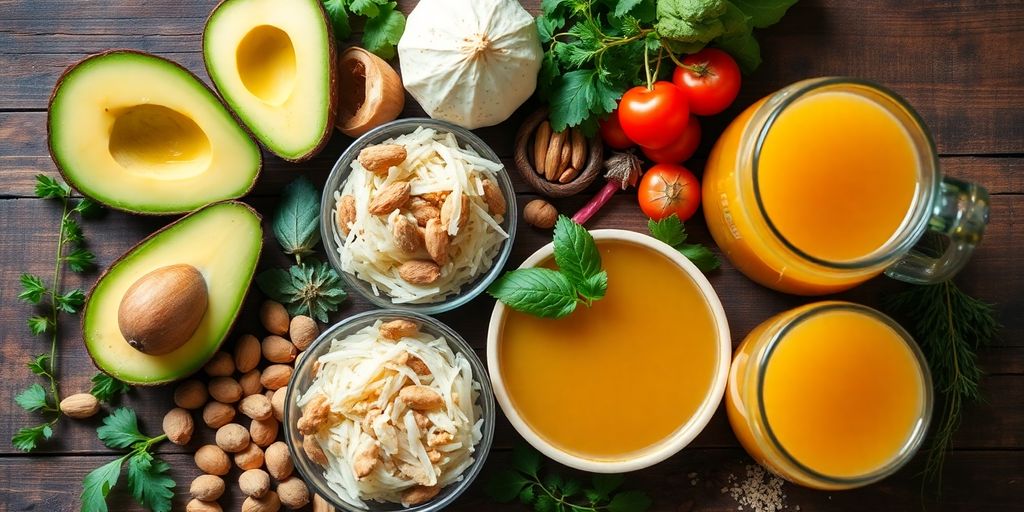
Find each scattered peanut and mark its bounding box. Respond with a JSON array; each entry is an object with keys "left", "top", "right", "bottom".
[
  {"left": 380, "top": 319, "right": 419, "bottom": 340},
  {"left": 270, "top": 389, "right": 286, "bottom": 422},
  {"left": 398, "top": 259, "right": 441, "bottom": 285},
  {"left": 289, "top": 315, "right": 318, "bottom": 351},
  {"left": 262, "top": 335, "right": 297, "bottom": 364},
  {"left": 523, "top": 199, "right": 558, "bottom": 229},
  {"left": 208, "top": 377, "right": 243, "bottom": 404},
  {"left": 402, "top": 485, "right": 441, "bottom": 506},
  {"left": 234, "top": 442, "right": 265, "bottom": 470},
  {"left": 234, "top": 334, "right": 262, "bottom": 373},
  {"left": 368, "top": 181, "right": 411, "bottom": 215},
  {"left": 481, "top": 178, "right": 506, "bottom": 215},
  {"left": 59, "top": 393, "right": 100, "bottom": 419},
  {"left": 194, "top": 444, "right": 231, "bottom": 476},
  {"left": 303, "top": 434, "right": 328, "bottom": 465},
  {"left": 265, "top": 441, "right": 294, "bottom": 480},
  {"left": 259, "top": 300, "right": 290, "bottom": 335},
  {"left": 261, "top": 365, "right": 293, "bottom": 390},
  {"left": 358, "top": 144, "right": 407, "bottom": 175},
  {"left": 215, "top": 423, "right": 250, "bottom": 453},
  {"left": 250, "top": 417, "right": 280, "bottom": 448},
  {"left": 189, "top": 474, "right": 225, "bottom": 501},
  {"left": 162, "top": 407, "right": 194, "bottom": 445},
  {"left": 239, "top": 393, "right": 273, "bottom": 421},
  {"left": 336, "top": 194, "right": 356, "bottom": 235},
  {"left": 277, "top": 477, "right": 311, "bottom": 509},
  {"left": 399, "top": 385, "right": 444, "bottom": 410},
  {"left": 239, "top": 468, "right": 271, "bottom": 498},
  {"left": 243, "top": 491, "right": 281, "bottom": 512},
  {"left": 239, "top": 369, "right": 263, "bottom": 397},
  {"left": 203, "top": 351, "right": 235, "bottom": 377},
  {"left": 408, "top": 355, "right": 431, "bottom": 375},
  {"left": 202, "top": 401, "right": 236, "bottom": 429},
  {"left": 174, "top": 380, "right": 208, "bottom": 410}
]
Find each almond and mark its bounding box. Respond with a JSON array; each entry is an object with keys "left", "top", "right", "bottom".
[
  {"left": 239, "top": 369, "right": 263, "bottom": 397},
  {"left": 270, "top": 389, "right": 286, "bottom": 422},
  {"left": 261, "top": 364, "right": 293, "bottom": 390},
  {"left": 239, "top": 393, "right": 273, "bottom": 421},
  {"left": 559, "top": 167, "right": 579, "bottom": 183},
  {"left": 358, "top": 144, "right": 407, "bottom": 175},
  {"left": 265, "top": 441, "right": 294, "bottom": 480},
  {"left": 570, "top": 127, "right": 587, "bottom": 170},
  {"left": 481, "top": 178, "right": 506, "bottom": 216},
  {"left": 424, "top": 218, "right": 450, "bottom": 266},
  {"left": 313, "top": 494, "right": 334, "bottom": 512},
  {"left": 239, "top": 468, "right": 271, "bottom": 498},
  {"left": 234, "top": 442, "right": 265, "bottom": 470},
  {"left": 190, "top": 474, "right": 225, "bottom": 501},
  {"left": 439, "top": 192, "right": 470, "bottom": 233},
  {"left": 277, "top": 477, "right": 310, "bottom": 509},
  {"left": 202, "top": 401, "right": 236, "bottom": 429},
  {"left": 243, "top": 491, "right": 281, "bottom": 512},
  {"left": 260, "top": 300, "right": 289, "bottom": 335},
  {"left": 399, "top": 385, "right": 444, "bottom": 410},
  {"left": 402, "top": 485, "right": 441, "bottom": 506},
  {"left": 187, "top": 499, "right": 223, "bottom": 512},
  {"left": 392, "top": 215, "right": 423, "bottom": 254},
  {"left": 215, "top": 423, "right": 250, "bottom": 453},
  {"left": 162, "top": 407, "right": 194, "bottom": 445},
  {"left": 208, "top": 377, "right": 242, "bottom": 404},
  {"left": 262, "top": 335, "right": 297, "bottom": 363},
  {"left": 234, "top": 334, "right": 262, "bottom": 373},
  {"left": 203, "top": 350, "right": 235, "bottom": 377},
  {"left": 398, "top": 260, "right": 441, "bottom": 285},
  {"left": 545, "top": 129, "right": 567, "bottom": 181},
  {"left": 289, "top": 315, "right": 318, "bottom": 351},
  {"left": 368, "top": 181, "right": 411, "bottom": 215},
  {"left": 174, "top": 379, "right": 208, "bottom": 410},
  {"left": 303, "top": 435, "right": 328, "bottom": 466},
  {"left": 59, "top": 393, "right": 100, "bottom": 419},
  {"left": 195, "top": 444, "right": 231, "bottom": 475},
  {"left": 336, "top": 194, "right": 356, "bottom": 235},
  {"left": 406, "top": 197, "right": 440, "bottom": 227},
  {"left": 380, "top": 319, "right": 419, "bottom": 340},
  {"left": 250, "top": 417, "right": 279, "bottom": 448},
  {"left": 533, "top": 121, "right": 552, "bottom": 174},
  {"left": 556, "top": 131, "right": 572, "bottom": 177}
]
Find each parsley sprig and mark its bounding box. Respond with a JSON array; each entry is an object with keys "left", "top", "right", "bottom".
[
  {"left": 82, "top": 408, "right": 174, "bottom": 512},
  {"left": 488, "top": 216, "right": 608, "bottom": 319},
  {"left": 13, "top": 175, "right": 105, "bottom": 452},
  {"left": 647, "top": 214, "right": 721, "bottom": 273},
  {"left": 322, "top": 0, "right": 406, "bottom": 59},
  {"left": 488, "top": 444, "right": 652, "bottom": 512}
]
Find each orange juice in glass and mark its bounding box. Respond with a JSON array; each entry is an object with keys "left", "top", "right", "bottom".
[
  {"left": 703, "top": 78, "right": 989, "bottom": 295},
  {"left": 726, "top": 302, "right": 932, "bottom": 490}
]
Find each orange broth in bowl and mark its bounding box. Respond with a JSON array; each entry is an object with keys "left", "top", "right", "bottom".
[{"left": 496, "top": 240, "right": 721, "bottom": 460}]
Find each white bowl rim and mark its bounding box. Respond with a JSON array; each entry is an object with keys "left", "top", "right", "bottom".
[{"left": 486, "top": 229, "right": 732, "bottom": 473}]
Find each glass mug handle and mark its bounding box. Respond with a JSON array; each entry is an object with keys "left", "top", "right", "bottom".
[{"left": 885, "top": 177, "right": 990, "bottom": 284}]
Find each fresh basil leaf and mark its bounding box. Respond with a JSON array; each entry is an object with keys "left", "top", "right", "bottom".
[
  {"left": 488, "top": 268, "right": 578, "bottom": 319},
  {"left": 97, "top": 408, "right": 148, "bottom": 449},
  {"left": 81, "top": 455, "right": 126, "bottom": 512},
  {"left": 553, "top": 215, "right": 604, "bottom": 299},
  {"left": 362, "top": 1, "right": 405, "bottom": 60},
  {"left": 730, "top": 0, "right": 799, "bottom": 28},
  {"left": 678, "top": 243, "right": 721, "bottom": 272},
  {"left": 15, "top": 383, "right": 49, "bottom": 412},
  {"left": 272, "top": 177, "right": 321, "bottom": 260},
  {"left": 647, "top": 214, "right": 688, "bottom": 247},
  {"left": 127, "top": 451, "right": 174, "bottom": 512}
]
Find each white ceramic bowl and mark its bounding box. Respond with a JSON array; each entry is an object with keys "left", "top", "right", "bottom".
[{"left": 486, "top": 229, "right": 731, "bottom": 473}]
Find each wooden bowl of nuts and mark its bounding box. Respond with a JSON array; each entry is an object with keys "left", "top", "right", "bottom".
[{"left": 514, "top": 108, "right": 604, "bottom": 198}]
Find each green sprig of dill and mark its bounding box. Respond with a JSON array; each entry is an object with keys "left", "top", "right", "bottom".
[{"left": 883, "top": 279, "right": 999, "bottom": 490}]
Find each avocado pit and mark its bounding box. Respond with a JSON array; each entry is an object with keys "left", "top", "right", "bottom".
[{"left": 117, "top": 263, "right": 209, "bottom": 355}]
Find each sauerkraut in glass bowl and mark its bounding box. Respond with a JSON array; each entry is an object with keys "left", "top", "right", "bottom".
[
  {"left": 321, "top": 118, "right": 517, "bottom": 314},
  {"left": 283, "top": 310, "right": 495, "bottom": 512}
]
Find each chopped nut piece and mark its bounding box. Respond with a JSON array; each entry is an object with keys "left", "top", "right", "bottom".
[
  {"left": 380, "top": 319, "right": 419, "bottom": 340},
  {"left": 401, "top": 485, "right": 440, "bottom": 506},
  {"left": 427, "top": 430, "right": 453, "bottom": 447},
  {"left": 399, "top": 385, "right": 444, "bottom": 410},
  {"left": 481, "top": 179, "right": 506, "bottom": 215},
  {"left": 353, "top": 439, "right": 380, "bottom": 478},
  {"left": 297, "top": 394, "right": 331, "bottom": 435}
]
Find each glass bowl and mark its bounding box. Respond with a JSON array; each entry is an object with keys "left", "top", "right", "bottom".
[
  {"left": 283, "top": 309, "right": 496, "bottom": 512},
  {"left": 320, "top": 118, "right": 517, "bottom": 315}
]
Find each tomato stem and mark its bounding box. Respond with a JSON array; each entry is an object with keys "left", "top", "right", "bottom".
[
  {"left": 662, "top": 43, "right": 704, "bottom": 75},
  {"left": 643, "top": 43, "right": 653, "bottom": 89}
]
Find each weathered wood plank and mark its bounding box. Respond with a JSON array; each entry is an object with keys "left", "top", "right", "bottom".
[{"left": 0, "top": 449, "right": 1019, "bottom": 511}]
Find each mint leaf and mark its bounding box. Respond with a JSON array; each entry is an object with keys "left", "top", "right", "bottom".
[
  {"left": 548, "top": 68, "right": 619, "bottom": 133},
  {"left": 15, "top": 383, "right": 50, "bottom": 412},
  {"left": 322, "top": 0, "right": 352, "bottom": 39},
  {"left": 553, "top": 215, "right": 605, "bottom": 300},
  {"left": 730, "top": 0, "right": 799, "bottom": 28},
  {"left": 28, "top": 315, "right": 51, "bottom": 335},
  {"left": 486, "top": 469, "right": 531, "bottom": 503},
  {"left": 55, "top": 289, "right": 86, "bottom": 313},
  {"left": 27, "top": 354, "right": 50, "bottom": 376},
  {"left": 678, "top": 243, "right": 721, "bottom": 272},
  {"left": 488, "top": 268, "right": 578, "bottom": 319},
  {"left": 272, "top": 177, "right": 321, "bottom": 261},
  {"left": 19, "top": 273, "right": 47, "bottom": 303},
  {"left": 35, "top": 174, "right": 70, "bottom": 199},
  {"left": 90, "top": 373, "right": 132, "bottom": 403},
  {"left": 608, "top": 490, "right": 652, "bottom": 512},
  {"left": 647, "top": 215, "right": 688, "bottom": 247},
  {"left": 127, "top": 451, "right": 174, "bottom": 512},
  {"left": 12, "top": 424, "right": 53, "bottom": 452},
  {"left": 97, "top": 408, "right": 148, "bottom": 449},
  {"left": 362, "top": 1, "right": 405, "bottom": 60},
  {"left": 81, "top": 456, "right": 126, "bottom": 512}
]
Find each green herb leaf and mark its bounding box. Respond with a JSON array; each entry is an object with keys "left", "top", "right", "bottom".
[
  {"left": 81, "top": 455, "right": 126, "bottom": 512},
  {"left": 519, "top": 485, "right": 536, "bottom": 505},
  {"left": 553, "top": 215, "right": 606, "bottom": 300},
  {"left": 730, "top": 0, "right": 799, "bottom": 27},
  {"left": 562, "top": 478, "right": 584, "bottom": 497},
  {"left": 64, "top": 248, "right": 96, "bottom": 272},
  {"left": 74, "top": 197, "right": 104, "bottom": 218},
  {"left": 55, "top": 289, "right": 86, "bottom": 313},
  {"left": 535, "top": 494, "right": 558, "bottom": 512},
  {"left": 607, "top": 490, "right": 653, "bottom": 512},
  {"left": 272, "top": 177, "right": 322, "bottom": 262},
  {"left": 486, "top": 469, "right": 531, "bottom": 502},
  {"left": 548, "top": 69, "right": 619, "bottom": 133},
  {"left": 258, "top": 262, "right": 347, "bottom": 323},
  {"left": 256, "top": 267, "right": 300, "bottom": 304},
  {"left": 18, "top": 273, "right": 47, "bottom": 303},
  {"left": 591, "top": 473, "right": 625, "bottom": 500},
  {"left": 322, "top": 0, "right": 352, "bottom": 39},
  {"left": 27, "top": 354, "right": 51, "bottom": 376},
  {"left": 512, "top": 443, "right": 542, "bottom": 477},
  {"left": 127, "top": 451, "right": 175, "bottom": 512},
  {"left": 614, "top": 0, "right": 646, "bottom": 17},
  {"left": 97, "top": 408, "right": 149, "bottom": 449},
  {"left": 12, "top": 424, "right": 53, "bottom": 452},
  {"left": 647, "top": 214, "right": 720, "bottom": 273},
  {"left": 678, "top": 243, "right": 721, "bottom": 272},
  {"left": 35, "top": 174, "right": 70, "bottom": 199},
  {"left": 15, "top": 383, "right": 50, "bottom": 412},
  {"left": 362, "top": 1, "right": 406, "bottom": 60},
  {"left": 488, "top": 268, "right": 579, "bottom": 319},
  {"left": 28, "top": 315, "right": 51, "bottom": 335},
  {"left": 90, "top": 373, "right": 132, "bottom": 403},
  {"left": 714, "top": 29, "right": 761, "bottom": 74},
  {"left": 63, "top": 217, "right": 84, "bottom": 244}
]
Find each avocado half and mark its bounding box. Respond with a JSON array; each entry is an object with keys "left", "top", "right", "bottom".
[
  {"left": 47, "top": 50, "right": 262, "bottom": 215},
  {"left": 84, "top": 201, "right": 263, "bottom": 385},
  {"left": 203, "top": 0, "right": 337, "bottom": 162}
]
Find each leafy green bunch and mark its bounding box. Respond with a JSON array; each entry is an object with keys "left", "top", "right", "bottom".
[
  {"left": 82, "top": 408, "right": 174, "bottom": 512},
  {"left": 488, "top": 216, "right": 608, "bottom": 319},
  {"left": 322, "top": 0, "right": 406, "bottom": 59},
  {"left": 257, "top": 177, "right": 347, "bottom": 322},
  {"left": 538, "top": 0, "right": 798, "bottom": 132},
  {"left": 488, "top": 444, "right": 652, "bottom": 512}
]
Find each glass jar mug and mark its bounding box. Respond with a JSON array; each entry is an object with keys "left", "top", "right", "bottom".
[
  {"left": 726, "top": 301, "right": 933, "bottom": 490},
  {"left": 703, "top": 77, "right": 990, "bottom": 295}
]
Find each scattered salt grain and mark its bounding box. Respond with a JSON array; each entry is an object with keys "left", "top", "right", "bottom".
[{"left": 721, "top": 465, "right": 788, "bottom": 512}]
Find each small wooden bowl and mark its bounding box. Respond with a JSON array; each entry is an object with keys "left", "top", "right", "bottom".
[{"left": 514, "top": 108, "right": 604, "bottom": 198}]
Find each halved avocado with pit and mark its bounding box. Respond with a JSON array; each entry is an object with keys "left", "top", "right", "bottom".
[
  {"left": 203, "top": 0, "right": 337, "bottom": 161},
  {"left": 48, "top": 51, "right": 262, "bottom": 215},
  {"left": 84, "top": 201, "right": 263, "bottom": 385}
]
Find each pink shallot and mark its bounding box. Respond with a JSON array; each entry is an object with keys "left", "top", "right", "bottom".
[{"left": 571, "top": 152, "right": 643, "bottom": 225}]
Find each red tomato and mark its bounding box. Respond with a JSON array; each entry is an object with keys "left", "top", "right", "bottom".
[
  {"left": 599, "top": 112, "right": 634, "bottom": 149},
  {"left": 672, "top": 48, "right": 741, "bottom": 116},
  {"left": 642, "top": 116, "right": 701, "bottom": 164},
  {"left": 638, "top": 164, "right": 701, "bottom": 221},
  {"left": 617, "top": 81, "right": 689, "bottom": 149}
]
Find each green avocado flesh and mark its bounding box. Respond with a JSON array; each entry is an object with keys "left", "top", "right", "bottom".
[
  {"left": 48, "top": 51, "right": 261, "bottom": 215},
  {"left": 204, "top": 0, "right": 335, "bottom": 161},
  {"left": 84, "top": 202, "right": 263, "bottom": 385}
]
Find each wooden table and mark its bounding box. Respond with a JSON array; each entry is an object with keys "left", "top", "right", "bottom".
[{"left": 1, "top": 1, "right": 1021, "bottom": 510}]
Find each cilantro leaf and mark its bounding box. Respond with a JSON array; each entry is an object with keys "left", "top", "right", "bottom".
[
  {"left": 12, "top": 424, "right": 53, "bottom": 452},
  {"left": 55, "top": 289, "right": 86, "bottom": 313},
  {"left": 362, "top": 1, "right": 405, "bottom": 60},
  {"left": 535, "top": 494, "right": 558, "bottom": 512},
  {"left": 272, "top": 177, "right": 321, "bottom": 262},
  {"left": 64, "top": 248, "right": 96, "bottom": 272},
  {"left": 81, "top": 456, "right": 126, "bottom": 512},
  {"left": 90, "top": 373, "right": 132, "bottom": 403},
  {"left": 730, "top": 0, "right": 799, "bottom": 28},
  {"left": 348, "top": 0, "right": 380, "bottom": 17},
  {"left": 678, "top": 243, "right": 721, "bottom": 272},
  {"left": 35, "top": 174, "right": 70, "bottom": 199},
  {"left": 608, "top": 490, "right": 653, "bottom": 512},
  {"left": 74, "top": 197, "right": 104, "bottom": 218},
  {"left": 63, "top": 217, "right": 84, "bottom": 244},
  {"left": 647, "top": 215, "right": 688, "bottom": 247},
  {"left": 322, "top": 0, "right": 352, "bottom": 39},
  {"left": 18, "top": 273, "right": 47, "bottom": 303},
  {"left": 127, "top": 451, "right": 175, "bottom": 512},
  {"left": 511, "top": 443, "right": 542, "bottom": 477},
  {"left": 487, "top": 268, "right": 579, "bottom": 319},
  {"left": 591, "top": 473, "right": 625, "bottom": 500},
  {"left": 27, "top": 354, "right": 51, "bottom": 376},
  {"left": 553, "top": 216, "right": 605, "bottom": 301},
  {"left": 548, "top": 68, "right": 619, "bottom": 133},
  {"left": 28, "top": 315, "right": 51, "bottom": 335},
  {"left": 97, "top": 408, "right": 149, "bottom": 449},
  {"left": 486, "top": 469, "right": 531, "bottom": 502},
  {"left": 15, "top": 383, "right": 50, "bottom": 412}
]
